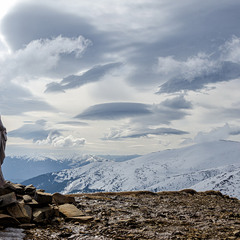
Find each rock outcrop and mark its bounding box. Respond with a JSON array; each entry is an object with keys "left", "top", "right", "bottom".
[
  {"left": 0, "top": 181, "right": 92, "bottom": 229},
  {"left": 0, "top": 182, "right": 240, "bottom": 239}
]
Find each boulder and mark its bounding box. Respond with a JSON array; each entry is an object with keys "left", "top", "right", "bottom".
[
  {"left": 58, "top": 204, "right": 84, "bottom": 218},
  {"left": 0, "top": 192, "right": 17, "bottom": 208},
  {"left": 0, "top": 213, "right": 20, "bottom": 227},
  {"left": 52, "top": 192, "right": 75, "bottom": 205},
  {"left": 7, "top": 203, "right": 31, "bottom": 223},
  {"left": 33, "top": 206, "right": 54, "bottom": 223},
  {"left": 34, "top": 192, "right": 52, "bottom": 205},
  {"left": 24, "top": 185, "right": 36, "bottom": 195}
]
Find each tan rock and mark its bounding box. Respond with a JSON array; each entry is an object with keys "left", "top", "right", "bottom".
[
  {"left": 58, "top": 203, "right": 84, "bottom": 218},
  {"left": 52, "top": 192, "right": 75, "bottom": 205},
  {"left": 23, "top": 194, "right": 33, "bottom": 203},
  {"left": 7, "top": 202, "right": 31, "bottom": 223},
  {"left": 0, "top": 192, "right": 17, "bottom": 207},
  {"left": 67, "top": 216, "right": 94, "bottom": 222},
  {"left": 19, "top": 223, "right": 36, "bottom": 229}
]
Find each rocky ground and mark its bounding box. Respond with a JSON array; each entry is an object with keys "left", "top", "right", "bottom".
[
  {"left": 26, "top": 190, "right": 240, "bottom": 239},
  {"left": 0, "top": 183, "right": 240, "bottom": 239}
]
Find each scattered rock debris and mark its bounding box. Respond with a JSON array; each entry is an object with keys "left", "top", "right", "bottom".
[{"left": 0, "top": 182, "right": 239, "bottom": 239}]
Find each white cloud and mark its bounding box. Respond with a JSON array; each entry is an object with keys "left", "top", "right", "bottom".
[
  {"left": 36, "top": 132, "right": 86, "bottom": 148},
  {"left": 183, "top": 123, "right": 240, "bottom": 144},
  {"left": 0, "top": 35, "right": 90, "bottom": 82},
  {"left": 220, "top": 35, "right": 240, "bottom": 64},
  {"left": 157, "top": 53, "right": 218, "bottom": 83}
]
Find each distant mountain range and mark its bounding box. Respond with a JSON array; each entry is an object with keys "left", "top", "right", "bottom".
[
  {"left": 3, "top": 154, "right": 139, "bottom": 183},
  {"left": 22, "top": 140, "right": 240, "bottom": 199}
]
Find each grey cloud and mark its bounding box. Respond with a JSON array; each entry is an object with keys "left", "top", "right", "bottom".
[
  {"left": 75, "top": 102, "right": 152, "bottom": 120},
  {"left": 158, "top": 61, "right": 240, "bottom": 93},
  {"left": 0, "top": 83, "right": 55, "bottom": 115},
  {"left": 58, "top": 121, "right": 89, "bottom": 126},
  {"left": 75, "top": 97, "right": 191, "bottom": 125},
  {"left": 8, "top": 121, "right": 61, "bottom": 142},
  {"left": 1, "top": 3, "right": 115, "bottom": 76},
  {"left": 161, "top": 95, "right": 192, "bottom": 109},
  {"left": 127, "top": 1, "right": 240, "bottom": 88},
  {"left": 3, "top": 1, "right": 240, "bottom": 91},
  {"left": 104, "top": 127, "right": 188, "bottom": 140},
  {"left": 45, "top": 62, "right": 122, "bottom": 93}
]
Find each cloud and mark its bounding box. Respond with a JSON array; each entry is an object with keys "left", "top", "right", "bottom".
[
  {"left": 103, "top": 127, "right": 188, "bottom": 140},
  {"left": 1, "top": 35, "right": 90, "bottom": 80},
  {"left": 0, "top": 82, "right": 55, "bottom": 115},
  {"left": 8, "top": 120, "right": 60, "bottom": 142},
  {"left": 75, "top": 102, "right": 152, "bottom": 120},
  {"left": 36, "top": 132, "right": 86, "bottom": 147},
  {"left": 58, "top": 121, "right": 89, "bottom": 126},
  {"left": 161, "top": 95, "right": 192, "bottom": 109},
  {"left": 0, "top": 35, "right": 89, "bottom": 115},
  {"left": 75, "top": 96, "right": 192, "bottom": 125},
  {"left": 45, "top": 62, "right": 122, "bottom": 93},
  {"left": 157, "top": 37, "right": 240, "bottom": 93},
  {"left": 183, "top": 123, "right": 240, "bottom": 144}
]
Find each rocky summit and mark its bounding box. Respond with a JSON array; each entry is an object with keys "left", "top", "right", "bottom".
[{"left": 0, "top": 182, "right": 239, "bottom": 239}]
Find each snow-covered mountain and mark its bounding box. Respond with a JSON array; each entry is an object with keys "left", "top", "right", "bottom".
[
  {"left": 22, "top": 140, "right": 240, "bottom": 198},
  {"left": 3, "top": 154, "right": 138, "bottom": 183}
]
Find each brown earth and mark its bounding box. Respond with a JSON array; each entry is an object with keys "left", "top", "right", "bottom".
[{"left": 23, "top": 189, "right": 240, "bottom": 240}]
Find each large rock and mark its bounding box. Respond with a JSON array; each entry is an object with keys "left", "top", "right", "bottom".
[
  {"left": 7, "top": 203, "right": 31, "bottom": 223},
  {"left": 52, "top": 193, "right": 75, "bottom": 205},
  {"left": 34, "top": 192, "right": 52, "bottom": 205},
  {"left": 58, "top": 204, "right": 84, "bottom": 218},
  {"left": 24, "top": 185, "right": 36, "bottom": 195},
  {"left": 0, "top": 214, "right": 20, "bottom": 227},
  {"left": 0, "top": 192, "right": 17, "bottom": 208},
  {"left": 23, "top": 195, "right": 33, "bottom": 203},
  {"left": 33, "top": 206, "right": 54, "bottom": 223}
]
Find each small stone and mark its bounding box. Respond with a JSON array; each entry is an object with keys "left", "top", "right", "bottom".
[{"left": 233, "top": 230, "right": 240, "bottom": 237}]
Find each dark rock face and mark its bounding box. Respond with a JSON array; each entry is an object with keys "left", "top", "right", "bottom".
[{"left": 0, "top": 183, "right": 240, "bottom": 239}]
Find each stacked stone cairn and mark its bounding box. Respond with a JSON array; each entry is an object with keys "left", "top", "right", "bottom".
[{"left": 0, "top": 181, "right": 93, "bottom": 229}]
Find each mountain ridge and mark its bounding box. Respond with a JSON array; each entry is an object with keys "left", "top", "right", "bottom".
[{"left": 22, "top": 140, "right": 240, "bottom": 198}]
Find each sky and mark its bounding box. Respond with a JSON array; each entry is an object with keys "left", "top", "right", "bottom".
[{"left": 1, "top": 0, "right": 240, "bottom": 157}]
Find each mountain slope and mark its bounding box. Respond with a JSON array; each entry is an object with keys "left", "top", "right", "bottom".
[
  {"left": 22, "top": 141, "right": 240, "bottom": 198},
  {"left": 192, "top": 166, "right": 240, "bottom": 198}
]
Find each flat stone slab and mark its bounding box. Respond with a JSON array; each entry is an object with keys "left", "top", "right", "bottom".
[
  {"left": 58, "top": 204, "right": 84, "bottom": 218},
  {"left": 67, "top": 216, "right": 94, "bottom": 222}
]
